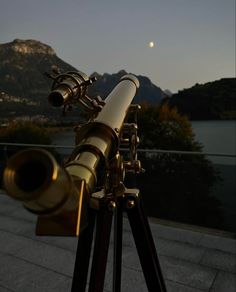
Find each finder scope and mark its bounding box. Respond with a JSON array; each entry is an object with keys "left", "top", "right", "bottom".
[{"left": 48, "top": 71, "right": 97, "bottom": 110}]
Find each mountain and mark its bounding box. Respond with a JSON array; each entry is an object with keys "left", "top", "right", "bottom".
[
  {"left": 0, "top": 39, "right": 77, "bottom": 100},
  {"left": 167, "top": 78, "right": 236, "bottom": 120},
  {"left": 163, "top": 89, "right": 173, "bottom": 97},
  {"left": 1, "top": 40, "right": 234, "bottom": 121},
  {"left": 0, "top": 39, "right": 163, "bottom": 119},
  {"left": 89, "top": 70, "right": 163, "bottom": 104}
]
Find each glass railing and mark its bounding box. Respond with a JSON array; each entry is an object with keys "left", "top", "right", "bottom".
[
  {"left": 132, "top": 150, "right": 236, "bottom": 235},
  {"left": 0, "top": 143, "right": 235, "bottom": 234}
]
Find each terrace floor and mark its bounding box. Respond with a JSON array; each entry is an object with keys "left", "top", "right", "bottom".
[{"left": 0, "top": 189, "right": 235, "bottom": 292}]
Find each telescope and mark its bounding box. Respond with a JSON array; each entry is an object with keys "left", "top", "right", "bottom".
[
  {"left": 3, "top": 70, "right": 167, "bottom": 292},
  {"left": 3, "top": 72, "right": 140, "bottom": 234}
]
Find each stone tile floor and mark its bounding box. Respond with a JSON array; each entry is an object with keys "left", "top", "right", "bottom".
[{"left": 0, "top": 190, "right": 235, "bottom": 292}]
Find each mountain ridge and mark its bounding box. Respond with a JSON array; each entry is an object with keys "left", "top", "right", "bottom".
[
  {"left": 0, "top": 39, "right": 163, "bottom": 107},
  {"left": 0, "top": 39, "right": 56, "bottom": 55},
  {"left": 0, "top": 39, "right": 235, "bottom": 121},
  {"left": 167, "top": 78, "right": 236, "bottom": 120}
]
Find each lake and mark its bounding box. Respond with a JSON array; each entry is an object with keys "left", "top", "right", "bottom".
[
  {"left": 52, "top": 120, "right": 236, "bottom": 161},
  {"left": 191, "top": 120, "right": 236, "bottom": 155},
  {"left": 191, "top": 120, "right": 236, "bottom": 165}
]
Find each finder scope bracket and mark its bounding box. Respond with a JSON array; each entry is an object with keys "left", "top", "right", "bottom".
[{"left": 46, "top": 70, "right": 104, "bottom": 116}]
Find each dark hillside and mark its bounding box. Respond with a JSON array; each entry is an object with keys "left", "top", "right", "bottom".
[
  {"left": 89, "top": 70, "right": 163, "bottom": 104},
  {"left": 168, "top": 78, "right": 236, "bottom": 120},
  {"left": 0, "top": 39, "right": 77, "bottom": 100}
]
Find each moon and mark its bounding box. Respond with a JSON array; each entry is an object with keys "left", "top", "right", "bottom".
[{"left": 148, "top": 41, "right": 154, "bottom": 48}]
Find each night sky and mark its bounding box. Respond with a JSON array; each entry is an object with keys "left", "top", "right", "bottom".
[{"left": 1, "top": 0, "right": 235, "bottom": 92}]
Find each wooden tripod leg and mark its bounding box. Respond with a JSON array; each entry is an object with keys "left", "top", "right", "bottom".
[
  {"left": 113, "top": 206, "right": 123, "bottom": 292},
  {"left": 88, "top": 202, "right": 113, "bottom": 292},
  {"left": 126, "top": 194, "right": 167, "bottom": 292},
  {"left": 71, "top": 210, "right": 96, "bottom": 292}
]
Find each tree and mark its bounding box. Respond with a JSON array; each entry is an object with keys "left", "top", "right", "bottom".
[
  {"left": 135, "top": 103, "right": 223, "bottom": 230},
  {"left": 0, "top": 120, "right": 51, "bottom": 145},
  {"left": 0, "top": 121, "right": 54, "bottom": 187},
  {"left": 138, "top": 103, "right": 200, "bottom": 150},
  {"left": 168, "top": 78, "right": 236, "bottom": 120}
]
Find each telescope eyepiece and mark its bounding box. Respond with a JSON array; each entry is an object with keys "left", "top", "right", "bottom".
[
  {"left": 4, "top": 149, "right": 54, "bottom": 199},
  {"left": 3, "top": 148, "right": 75, "bottom": 215},
  {"left": 47, "top": 71, "right": 90, "bottom": 108},
  {"left": 15, "top": 160, "right": 49, "bottom": 192},
  {"left": 48, "top": 90, "right": 67, "bottom": 107}
]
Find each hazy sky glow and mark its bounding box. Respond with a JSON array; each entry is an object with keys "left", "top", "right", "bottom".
[{"left": 1, "top": 0, "right": 235, "bottom": 92}]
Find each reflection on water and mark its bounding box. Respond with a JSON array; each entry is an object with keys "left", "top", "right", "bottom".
[
  {"left": 191, "top": 120, "right": 236, "bottom": 165},
  {"left": 52, "top": 130, "right": 75, "bottom": 146}
]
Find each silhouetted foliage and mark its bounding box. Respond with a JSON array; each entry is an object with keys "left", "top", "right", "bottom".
[
  {"left": 138, "top": 103, "right": 201, "bottom": 150},
  {"left": 134, "top": 104, "right": 223, "bottom": 229},
  {"left": 0, "top": 121, "right": 61, "bottom": 187},
  {"left": 0, "top": 121, "right": 51, "bottom": 186},
  {"left": 0, "top": 120, "right": 56, "bottom": 159},
  {"left": 168, "top": 78, "right": 236, "bottom": 120},
  {"left": 0, "top": 121, "right": 51, "bottom": 145}
]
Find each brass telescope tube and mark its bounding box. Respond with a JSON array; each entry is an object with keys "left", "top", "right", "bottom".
[
  {"left": 3, "top": 75, "right": 139, "bottom": 231},
  {"left": 3, "top": 148, "right": 75, "bottom": 214},
  {"left": 66, "top": 74, "right": 140, "bottom": 194}
]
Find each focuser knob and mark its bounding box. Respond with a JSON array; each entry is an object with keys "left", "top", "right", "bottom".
[{"left": 124, "top": 160, "right": 142, "bottom": 173}]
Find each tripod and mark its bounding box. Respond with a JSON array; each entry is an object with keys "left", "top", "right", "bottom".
[{"left": 71, "top": 188, "right": 167, "bottom": 292}]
